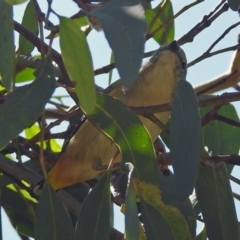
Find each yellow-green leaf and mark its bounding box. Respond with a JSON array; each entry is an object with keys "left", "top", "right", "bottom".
[
  {"left": 59, "top": 16, "right": 96, "bottom": 114},
  {"left": 134, "top": 179, "right": 192, "bottom": 240}
]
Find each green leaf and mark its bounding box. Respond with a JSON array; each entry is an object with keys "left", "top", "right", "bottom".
[
  {"left": 170, "top": 80, "right": 201, "bottom": 201},
  {"left": 0, "top": 58, "right": 55, "bottom": 150},
  {"left": 75, "top": 169, "right": 111, "bottom": 240},
  {"left": 88, "top": 93, "right": 158, "bottom": 185},
  {"left": 63, "top": 183, "right": 89, "bottom": 204},
  {"left": 227, "top": 0, "right": 240, "bottom": 11},
  {"left": 35, "top": 182, "right": 74, "bottom": 240},
  {"left": 4, "top": 0, "right": 27, "bottom": 5},
  {"left": 125, "top": 163, "right": 140, "bottom": 240},
  {"left": 1, "top": 186, "right": 36, "bottom": 237},
  {"left": 0, "top": 0, "right": 14, "bottom": 90},
  {"left": 201, "top": 103, "right": 240, "bottom": 155},
  {"left": 145, "top": 0, "right": 174, "bottom": 44},
  {"left": 74, "top": 16, "right": 89, "bottom": 28},
  {"left": 18, "top": 0, "right": 38, "bottom": 55},
  {"left": 15, "top": 67, "right": 35, "bottom": 83},
  {"left": 196, "top": 163, "right": 239, "bottom": 240},
  {"left": 159, "top": 172, "right": 196, "bottom": 238},
  {"left": 91, "top": 0, "right": 147, "bottom": 89},
  {"left": 135, "top": 179, "right": 192, "bottom": 240},
  {"left": 59, "top": 16, "right": 96, "bottom": 114}
]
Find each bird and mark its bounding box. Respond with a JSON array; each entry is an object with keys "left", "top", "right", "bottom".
[{"left": 47, "top": 40, "right": 187, "bottom": 190}]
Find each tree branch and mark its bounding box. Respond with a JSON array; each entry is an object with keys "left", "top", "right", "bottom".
[
  {"left": 157, "top": 152, "right": 240, "bottom": 167},
  {"left": 188, "top": 44, "right": 239, "bottom": 67},
  {"left": 178, "top": 1, "right": 228, "bottom": 46},
  {"left": 128, "top": 91, "right": 240, "bottom": 116}
]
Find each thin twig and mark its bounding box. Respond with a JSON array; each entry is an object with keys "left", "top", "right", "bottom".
[
  {"left": 215, "top": 113, "right": 240, "bottom": 127},
  {"left": 147, "top": 114, "right": 170, "bottom": 134},
  {"left": 28, "top": 108, "right": 79, "bottom": 143},
  {"left": 201, "top": 103, "right": 225, "bottom": 127},
  {"left": 207, "top": 21, "right": 240, "bottom": 53},
  {"left": 188, "top": 44, "right": 240, "bottom": 67},
  {"left": 128, "top": 91, "right": 240, "bottom": 116},
  {"left": 178, "top": 2, "right": 228, "bottom": 46},
  {"left": 187, "top": 21, "right": 240, "bottom": 68},
  {"left": 229, "top": 175, "right": 240, "bottom": 185},
  {"left": 158, "top": 152, "right": 240, "bottom": 167}
]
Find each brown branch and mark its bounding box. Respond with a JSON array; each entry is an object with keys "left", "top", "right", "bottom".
[
  {"left": 157, "top": 152, "right": 240, "bottom": 167},
  {"left": 188, "top": 44, "right": 239, "bottom": 67},
  {"left": 188, "top": 20, "right": 240, "bottom": 67},
  {"left": 178, "top": 1, "right": 228, "bottom": 46},
  {"left": 201, "top": 103, "right": 225, "bottom": 127},
  {"left": 206, "top": 21, "right": 240, "bottom": 53},
  {"left": 229, "top": 175, "right": 240, "bottom": 185},
  {"left": 128, "top": 92, "right": 240, "bottom": 116},
  {"left": 215, "top": 113, "right": 240, "bottom": 127},
  {"left": 146, "top": 114, "right": 170, "bottom": 134},
  {"left": 28, "top": 108, "right": 79, "bottom": 143},
  {"left": 45, "top": 109, "right": 67, "bottom": 119}
]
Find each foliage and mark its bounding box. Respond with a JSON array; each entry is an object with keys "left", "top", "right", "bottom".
[{"left": 0, "top": 0, "right": 240, "bottom": 240}]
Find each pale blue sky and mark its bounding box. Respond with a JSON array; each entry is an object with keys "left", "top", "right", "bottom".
[{"left": 3, "top": 0, "right": 240, "bottom": 239}]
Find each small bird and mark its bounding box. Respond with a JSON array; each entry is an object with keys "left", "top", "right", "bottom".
[{"left": 48, "top": 41, "right": 187, "bottom": 190}]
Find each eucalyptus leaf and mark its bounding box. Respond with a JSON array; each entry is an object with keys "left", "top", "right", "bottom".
[
  {"left": 75, "top": 169, "right": 111, "bottom": 240},
  {"left": 201, "top": 103, "right": 240, "bottom": 155},
  {"left": 18, "top": 0, "right": 38, "bottom": 55},
  {"left": 88, "top": 93, "right": 158, "bottom": 185},
  {"left": 35, "top": 182, "right": 74, "bottom": 240},
  {"left": 15, "top": 67, "right": 35, "bottom": 83},
  {"left": 0, "top": 58, "right": 55, "bottom": 150},
  {"left": 145, "top": 0, "right": 174, "bottom": 44},
  {"left": 125, "top": 163, "right": 140, "bottom": 240},
  {"left": 0, "top": 0, "right": 14, "bottom": 90},
  {"left": 196, "top": 163, "right": 239, "bottom": 240},
  {"left": 59, "top": 16, "right": 96, "bottom": 114},
  {"left": 91, "top": 0, "right": 147, "bottom": 89},
  {"left": 170, "top": 80, "right": 201, "bottom": 201}
]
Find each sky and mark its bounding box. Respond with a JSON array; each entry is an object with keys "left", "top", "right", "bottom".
[{"left": 2, "top": 0, "right": 240, "bottom": 239}]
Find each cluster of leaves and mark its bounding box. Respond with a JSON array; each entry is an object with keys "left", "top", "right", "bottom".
[{"left": 0, "top": 0, "right": 240, "bottom": 240}]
